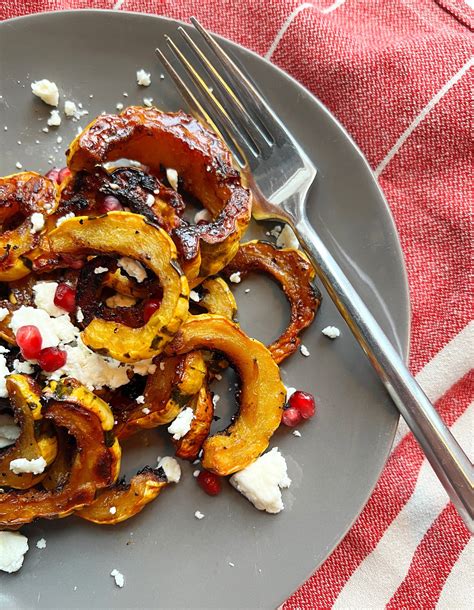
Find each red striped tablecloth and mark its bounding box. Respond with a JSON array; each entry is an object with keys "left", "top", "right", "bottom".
[{"left": 1, "top": 1, "right": 472, "bottom": 607}]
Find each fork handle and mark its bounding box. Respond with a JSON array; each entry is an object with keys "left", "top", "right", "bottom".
[{"left": 295, "top": 215, "right": 474, "bottom": 532}]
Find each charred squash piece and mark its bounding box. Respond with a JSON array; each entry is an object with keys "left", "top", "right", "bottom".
[
  {"left": 76, "top": 466, "right": 167, "bottom": 524},
  {"left": 175, "top": 384, "right": 214, "bottom": 461},
  {"left": 167, "top": 315, "right": 286, "bottom": 475},
  {"left": 0, "top": 380, "right": 121, "bottom": 527},
  {"left": 66, "top": 107, "right": 251, "bottom": 282},
  {"left": 0, "top": 375, "right": 58, "bottom": 490},
  {"left": 0, "top": 301, "right": 15, "bottom": 344},
  {"left": 0, "top": 172, "right": 59, "bottom": 281},
  {"left": 41, "top": 428, "right": 74, "bottom": 491},
  {"left": 115, "top": 351, "right": 207, "bottom": 439},
  {"left": 223, "top": 241, "right": 321, "bottom": 363},
  {"left": 47, "top": 211, "right": 189, "bottom": 362}
]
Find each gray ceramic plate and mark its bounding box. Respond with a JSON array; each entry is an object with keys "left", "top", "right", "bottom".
[{"left": 0, "top": 10, "right": 409, "bottom": 609}]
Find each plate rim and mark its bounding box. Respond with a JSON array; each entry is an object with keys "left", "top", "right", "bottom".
[{"left": 0, "top": 8, "right": 412, "bottom": 604}]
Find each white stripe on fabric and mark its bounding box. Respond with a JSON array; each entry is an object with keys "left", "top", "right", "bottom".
[
  {"left": 333, "top": 404, "right": 473, "bottom": 609},
  {"left": 393, "top": 321, "right": 474, "bottom": 448},
  {"left": 113, "top": 0, "right": 125, "bottom": 10},
  {"left": 375, "top": 57, "right": 474, "bottom": 177},
  {"left": 265, "top": 3, "right": 314, "bottom": 60},
  {"left": 436, "top": 538, "right": 474, "bottom": 609}
]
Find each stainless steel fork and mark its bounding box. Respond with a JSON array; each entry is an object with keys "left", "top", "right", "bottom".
[{"left": 156, "top": 17, "right": 474, "bottom": 531}]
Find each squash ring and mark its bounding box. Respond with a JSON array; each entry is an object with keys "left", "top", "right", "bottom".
[
  {"left": 0, "top": 172, "right": 58, "bottom": 281},
  {"left": 223, "top": 241, "right": 321, "bottom": 363},
  {"left": 166, "top": 315, "right": 286, "bottom": 475},
  {"left": 47, "top": 211, "right": 189, "bottom": 362},
  {"left": 66, "top": 107, "right": 251, "bottom": 282}
]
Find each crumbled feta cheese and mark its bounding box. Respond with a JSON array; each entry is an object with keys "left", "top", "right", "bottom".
[
  {"left": 230, "top": 448, "right": 291, "bottom": 514},
  {"left": 157, "top": 456, "right": 181, "bottom": 483},
  {"left": 56, "top": 212, "right": 75, "bottom": 226},
  {"left": 36, "top": 538, "right": 47, "bottom": 549},
  {"left": 42, "top": 127, "right": 49, "bottom": 133},
  {"left": 276, "top": 224, "right": 299, "bottom": 250},
  {"left": 285, "top": 386, "right": 297, "bottom": 400},
  {"left": 76, "top": 307, "right": 84, "bottom": 323},
  {"left": 116, "top": 102, "right": 124, "bottom": 111},
  {"left": 9, "top": 306, "right": 79, "bottom": 349},
  {"left": 64, "top": 100, "right": 76, "bottom": 116},
  {"left": 145, "top": 194, "right": 155, "bottom": 207},
  {"left": 135, "top": 395, "right": 145, "bottom": 404},
  {"left": 228, "top": 562, "right": 235, "bottom": 567},
  {"left": 142, "top": 407, "right": 150, "bottom": 415},
  {"left": 10, "top": 456, "right": 47, "bottom": 475},
  {"left": 244, "top": 288, "right": 250, "bottom": 294},
  {"left": 212, "top": 394, "right": 220, "bottom": 407},
  {"left": 136, "top": 69, "right": 151, "bottom": 87},
  {"left": 109, "top": 506, "right": 117, "bottom": 515},
  {"left": 15, "top": 161, "right": 23, "bottom": 169},
  {"left": 111, "top": 568, "right": 124, "bottom": 588},
  {"left": 168, "top": 407, "right": 194, "bottom": 440},
  {"left": 292, "top": 430, "right": 302, "bottom": 438},
  {"left": 0, "top": 531, "right": 29, "bottom": 573},
  {"left": 166, "top": 168, "right": 178, "bottom": 191},
  {"left": 56, "top": 135, "right": 63, "bottom": 144},
  {"left": 0, "top": 413, "right": 20, "bottom": 449},
  {"left": 31, "top": 79, "right": 59, "bottom": 106},
  {"left": 94, "top": 266, "right": 109, "bottom": 274},
  {"left": 321, "top": 325, "right": 340, "bottom": 339},
  {"left": 193, "top": 470, "right": 200, "bottom": 478},
  {"left": 12, "top": 359, "right": 35, "bottom": 375},
  {"left": 105, "top": 293, "right": 137, "bottom": 308},
  {"left": 229, "top": 272, "right": 241, "bottom": 284},
  {"left": 33, "top": 281, "right": 65, "bottom": 317},
  {"left": 47, "top": 109, "right": 61, "bottom": 127},
  {"left": 194, "top": 209, "right": 212, "bottom": 224},
  {"left": 189, "top": 290, "right": 200, "bottom": 303},
  {"left": 0, "top": 355, "right": 10, "bottom": 398},
  {"left": 118, "top": 257, "right": 147, "bottom": 283},
  {"left": 30, "top": 212, "right": 45, "bottom": 234},
  {"left": 194, "top": 510, "right": 205, "bottom": 520},
  {"left": 0, "top": 307, "right": 9, "bottom": 322},
  {"left": 159, "top": 361, "right": 166, "bottom": 371},
  {"left": 270, "top": 225, "right": 282, "bottom": 238},
  {"left": 143, "top": 97, "right": 153, "bottom": 107},
  {"left": 300, "top": 344, "right": 310, "bottom": 357}
]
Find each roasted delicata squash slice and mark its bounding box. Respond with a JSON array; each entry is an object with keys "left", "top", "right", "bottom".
[
  {"left": 0, "top": 375, "right": 57, "bottom": 490},
  {"left": 77, "top": 466, "right": 168, "bottom": 525},
  {"left": 0, "top": 172, "right": 59, "bottom": 281},
  {"left": 197, "top": 277, "right": 237, "bottom": 320},
  {"left": 66, "top": 107, "right": 251, "bottom": 282},
  {"left": 47, "top": 211, "right": 189, "bottom": 362},
  {"left": 0, "top": 300, "right": 15, "bottom": 344},
  {"left": 224, "top": 241, "right": 321, "bottom": 363},
  {"left": 166, "top": 315, "right": 286, "bottom": 475},
  {"left": 175, "top": 384, "right": 214, "bottom": 461},
  {"left": 116, "top": 351, "right": 207, "bottom": 439},
  {"left": 0, "top": 379, "right": 121, "bottom": 527}
]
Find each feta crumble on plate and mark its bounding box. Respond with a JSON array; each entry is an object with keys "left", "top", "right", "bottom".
[
  {"left": 230, "top": 448, "right": 291, "bottom": 514},
  {"left": 0, "top": 531, "right": 29, "bottom": 573},
  {"left": 33, "top": 281, "right": 66, "bottom": 317},
  {"left": 0, "top": 307, "right": 9, "bottom": 322},
  {"left": 229, "top": 271, "right": 241, "bottom": 284},
  {"left": 30, "top": 212, "right": 45, "bottom": 234},
  {"left": 276, "top": 224, "right": 299, "bottom": 250},
  {"left": 136, "top": 69, "right": 151, "bottom": 86},
  {"left": 111, "top": 568, "right": 125, "bottom": 588},
  {"left": 0, "top": 413, "right": 20, "bottom": 449},
  {"left": 117, "top": 257, "right": 147, "bottom": 283},
  {"left": 322, "top": 325, "right": 341, "bottom": 339},
  {"left": 31, "top": 79, "right": 59, "bottom": 106},
  {"left": 168, "top": 407, "right": 194, "bottom": 440},
  {"left": 47, "top": 109, "right": 61, "bottom": 127},
  {"left": 194, "top": 510, "right": 205, "bottom": 520},
  {"left": 300, "top": 344, "right": 310, "bottom": 357},
  {"left": 157, "top": 456, "right": 181, "bottom": 483},
  {"left": 36, "top": 538, "right": 47, "bottom": 549}
]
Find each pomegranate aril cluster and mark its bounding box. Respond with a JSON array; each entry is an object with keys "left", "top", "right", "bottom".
[
  {"left": 15, "top": 325, "right": 67, "bottom": 372},
  {"left": 54, "top": 283, "right": 76, "bottom": 313},
  {"left": 282, "top": 390, "right": 316, "bottom": 427}
]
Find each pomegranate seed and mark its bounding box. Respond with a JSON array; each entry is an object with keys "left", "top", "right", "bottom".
[
  {"left": 54, "top": 283, "right": 76, "bottom": 313},
  {"left": 281, "top": 407, "right": 302, "bottom": 427},
  {"left": 143, "top": 298, "right": 161, "bottom": 323},
  {"left": 38, "top": 347, "right": 67, "bottom": 372},
  {"left": 16, "top": 325, "right": 43, "bottom": 360},
  {"left": 197, "top": 470, "right": 222, "bottom": 496},
  {"left": 45, "top": 167, "right": 60, "bottom": 183},
  {"left": 58, "top": 167, "right": 72, "bottom": 183},
  {"left": 97, "top": 195, "right": 123, "bottom": 213},
  {"left": 289, "top": 391, "right": 316, "bottom": 419}
]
